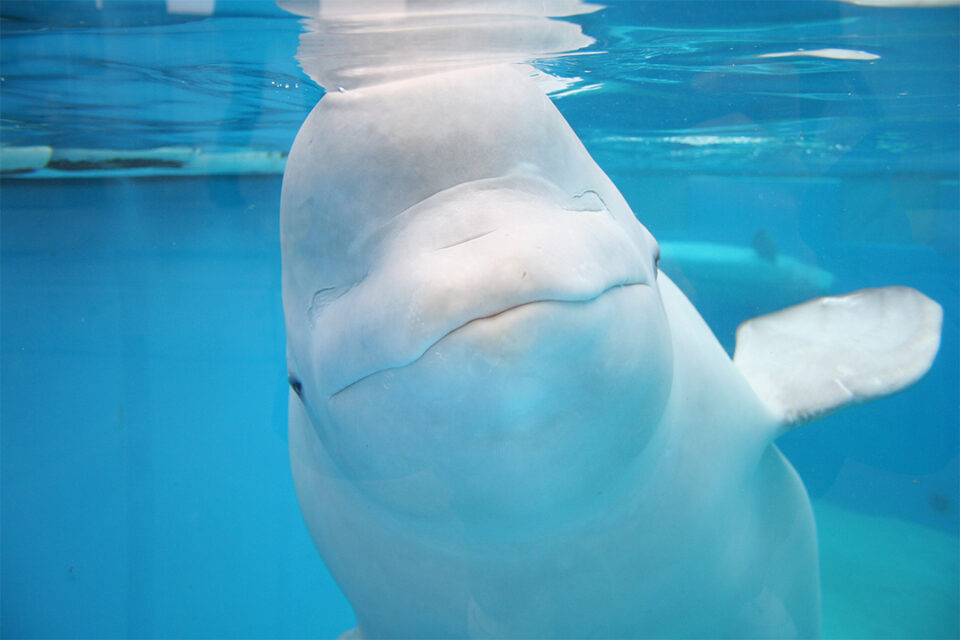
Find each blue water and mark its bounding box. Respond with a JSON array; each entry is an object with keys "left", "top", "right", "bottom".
[{"left": 2, "top": 1, "right": 958, "bottom": 638}]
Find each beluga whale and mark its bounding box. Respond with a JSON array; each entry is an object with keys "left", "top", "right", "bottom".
[{"left": 277, "top": 2, "right": 943, "bottom": 638}]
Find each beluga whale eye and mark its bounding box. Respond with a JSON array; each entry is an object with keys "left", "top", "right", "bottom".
[{"left": 288, "top": 375, "right": 304, "bottom": 400}]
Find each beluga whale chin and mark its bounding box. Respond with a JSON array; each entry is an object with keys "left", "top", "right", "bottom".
[{"left": 279, "top": 62, "right": 942, "bottom": 639}]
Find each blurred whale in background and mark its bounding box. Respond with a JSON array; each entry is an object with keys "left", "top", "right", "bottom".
[
  {"left": 660, "top": 239, "right": 836, "bottom": 312},
  {"left": 277, "top": 2, "right": 943, "bottom": 638}
]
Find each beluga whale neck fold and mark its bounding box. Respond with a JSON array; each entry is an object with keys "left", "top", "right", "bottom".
[{"left": 279, "top": 14, "right": 942, "bottom": 639}]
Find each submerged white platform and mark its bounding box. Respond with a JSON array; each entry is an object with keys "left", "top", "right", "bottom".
[{"left": 816, "top": 500, "right": 959, "bottom": 639}]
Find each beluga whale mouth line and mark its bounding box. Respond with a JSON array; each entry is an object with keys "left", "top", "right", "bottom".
[{"left": 329, "top": 281, "right": 653, "bottom": 399}]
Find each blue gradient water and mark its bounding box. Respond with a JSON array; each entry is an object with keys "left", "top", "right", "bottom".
[{"left": 2, "top": 2, "right": 957, "bottom": 638}]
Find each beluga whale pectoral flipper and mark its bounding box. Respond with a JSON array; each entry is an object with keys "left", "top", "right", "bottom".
[
  {"left": 734, "top": 286, "right": 942, "bottom": 431},
  {"left": 277, "top": 4, "right": 943, "bottom": 638}
]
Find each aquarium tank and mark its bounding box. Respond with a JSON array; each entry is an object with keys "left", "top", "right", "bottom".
[{"left": 1, "top": 1, "right": 957, "bottom": 639}]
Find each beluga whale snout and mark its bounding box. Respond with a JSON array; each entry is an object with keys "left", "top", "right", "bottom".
[{"left": 278, "top": 3, "right": 942, "bottom": 638}]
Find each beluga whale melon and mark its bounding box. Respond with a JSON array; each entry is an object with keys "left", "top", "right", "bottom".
[{"left": 277, "top": 4, "right": 943, "bottom": 638}]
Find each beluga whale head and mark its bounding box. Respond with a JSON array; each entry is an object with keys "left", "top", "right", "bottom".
[
  {"left": 282, "top": 63, "right": 672, "bottom": 524},
  {"left": 278, "top": 2, "right": 943, "bottom": 638}
]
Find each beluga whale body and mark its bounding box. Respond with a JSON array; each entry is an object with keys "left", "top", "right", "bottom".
[{"left": 278, "top": 5, "right": 942, "bottom": 638}]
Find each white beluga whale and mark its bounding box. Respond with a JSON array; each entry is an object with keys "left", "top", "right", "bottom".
[
  {"left": 658, "top": 239, "right": 836, "bottom": 313},
  {"left": 278, "top": 21, "right": 942, "bottom": 640}
]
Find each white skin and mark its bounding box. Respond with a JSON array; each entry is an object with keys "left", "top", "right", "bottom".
[{"left": 282, "top": 64, "right": 936, "bottom": 639}]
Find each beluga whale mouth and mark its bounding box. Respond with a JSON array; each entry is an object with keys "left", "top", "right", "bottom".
[{"left": 330, "top": 281, "right": 656, "bottom": 398}]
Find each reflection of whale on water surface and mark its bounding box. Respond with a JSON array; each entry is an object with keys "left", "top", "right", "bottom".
[
  {"left": 276, "top": 4, "right": 943, "bottom": 638},
  {"left": 276, "top": 0, "right": 601, "bottom": 91}
]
